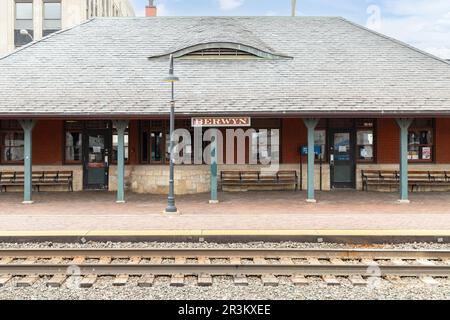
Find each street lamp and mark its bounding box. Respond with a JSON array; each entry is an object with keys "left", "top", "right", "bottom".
[
  {"left": 20, "top": 29, "right": 33, "bottom": 41},
  {"left": 163, "top": 54, "right": 179, "bottom": 214}
]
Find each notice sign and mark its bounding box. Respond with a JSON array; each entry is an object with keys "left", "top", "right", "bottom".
[{"left": 191, "top": 117, "right": 251, "bottom": 128}]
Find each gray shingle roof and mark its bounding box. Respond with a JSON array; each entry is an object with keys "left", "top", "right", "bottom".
[{"left": 1, "top": 16, "right": 450, "bottom": 118}]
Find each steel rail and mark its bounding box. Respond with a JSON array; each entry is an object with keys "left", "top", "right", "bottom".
[
  {"left": 1, "top": 248, "right": 450, "bottom": 259},
  {"left": 0, "top": 263, "right": 449, "bottom": 277}
]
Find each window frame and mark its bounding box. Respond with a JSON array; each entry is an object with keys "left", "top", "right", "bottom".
[
  {"left": 42, "top": 0, "right": 62, "bottom": 38},
  {"left": 63, "top": 121, "right": 83, "bottom": 165},
  {"left": 355, "top": 119, "right": 376, "bottom": 163},
  {"left": 408, "top": 119, "right": 435, "bottom": 163},
  {"left": 0, "top": 121, "right": 24, "bottom": 165},
  {"left": 14, "top": 0, "right": 34, "bottom": 48}
]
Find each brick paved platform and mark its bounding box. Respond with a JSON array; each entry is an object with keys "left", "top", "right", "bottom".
[{"left": 0, "top": 190, "right": 450, "bottom": 233}]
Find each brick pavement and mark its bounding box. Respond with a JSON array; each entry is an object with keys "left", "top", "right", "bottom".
[{"left": 0, "top": 190, "right": 449, "bottom": 231}]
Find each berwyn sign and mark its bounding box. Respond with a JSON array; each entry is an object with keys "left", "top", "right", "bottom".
[{"left": 191, "top": 117, "right": 251, "bottom": 128}]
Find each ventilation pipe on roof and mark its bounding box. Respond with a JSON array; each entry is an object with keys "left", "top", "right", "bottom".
[
  {"left": 292, "top": 0, "right": 296, "bottom": 16},
  {"left": 146, "top": 0, "right": 157, "bottom": 17}
]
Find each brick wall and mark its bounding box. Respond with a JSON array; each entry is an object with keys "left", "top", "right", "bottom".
[
  {"left": 33, "top": 120, "right": 63, "bottom": 165},
  {"left": 376, "top": 118, "right": 399, "bottom": 163},
  {"left": 281, "top": 118, "right": 306, "bottom": 163},
  {"left": 436, "top": 118, "right": 450, "bottom": 163}
]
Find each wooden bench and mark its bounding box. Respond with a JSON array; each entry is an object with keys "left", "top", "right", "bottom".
[
  {"left": 361, "top": 170, "right": 450, "bottom": 191},
  {"left": 220, "top": 170, "right": 298, "bottom": 191},
  {"left": 0, "top": 171, "right": 73, "bottom": 192}
]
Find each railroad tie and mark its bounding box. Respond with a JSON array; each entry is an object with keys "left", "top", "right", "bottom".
[
  {"left": 72, "top": 256, "right": 85, "bottom": 265},
  {"left": 349, "top": 275, "right": 367, "bottom": 286},
  {"left": 137, "top": 275, "right": 155, "bottom": 288},
  {"left": 49, "top": 257, "right": 63, "bottom": 264},
  {"left": 307, "top": 257, "right": 320, "bottom": 265},
  {"left": 230, "top": 257, "right": 241, "bottom": 265},
  {"left": 151, "top": 257, "right": 163, "bottom": 264},
  {"left": 46, "top": 274, "right": 67, "bottom": 288},
  {"left": 99, "top": 257, "right": 112, "bottom": 264},
  {"left": 128, "top": 256, "right": 141, "bottom": 264},
  {"left": 329, "top": 258, "right": 344, "bottom": 265},
  {"left": 420, "top": 276, "right": 439, "bottom": 286},
  {"left": 197, "top": 274, "right": 213, "bottom": 287},
  {"left": 22, "top": 257, "right": 37, "bottom": 265},
  {"left": 279, "top": 257, "right": 294, "bottom": 265},
  {"left": 322, "top": 275, "right": 340, "bottom": 286},
  {"left": 79, "top": 274, "right": 97, "bottom": 288},
  {"left": 253, "top": 257, "right": 267, "bottom": 264},
  {"left": 0, "top": 275, "right": 11, "bottom": 287},
  {"left": 391, "top": 258, "right": 407, "bottom": 266},
  {"left": 291, "top": 275, "right": 309, "bottom": 286},
  {"left": 361, "top": 258, "right": 378, "bottom": 266},
  {"left": 261, "top": 274, "right": 278, "bottom": 286},
  {"left": 197, "top": 257, "right": 211, "bottom": 264},
  {"left": 416, "top": 259, "right": 435, "bottom": 266},
  {"left": 170, "top": 274, "right": 185, "bottom": 287},
  {"left": 233, "top": 274, "right": 248, "bottom": 286},
  {"left": 175, "top": 257, "right": 186, "bottom": 264},
  {"left": 385, "top": 275, "right": 402, "bottom": 284},
  {"left": 16, "top": 275, "right": 39, "bottom": 288},
  {"left": 113, "top": 274, "right": 129, "bottom": 286},
  {"left": 0, "top": 257, "right": 13, "bottom": 264}
]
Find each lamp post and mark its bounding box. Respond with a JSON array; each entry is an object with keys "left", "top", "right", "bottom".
[
  {"left": 163, "top": 54, "right": 179, "bottom": 213},
  {"left": 20, "top": 29, "right": 33, "bottom": 41}
]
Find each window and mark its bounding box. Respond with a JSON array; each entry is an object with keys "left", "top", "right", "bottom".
[
  {"left": 408, "top": 119, "right": 434, "bottom": 162},
  {"left": 356, "top": 119, "right": 375, "bottom": 162},
  {"left": 0, "top": 121, "right": 24, "bottom": 163},
  {"left": 64, "top": 121, "right": 83, "bottom": 163},
  {"left": 140, "top": 120, "right": 200, "bottom": 164},
  {"left": 140, "top": 121, "right": 167, "bottom": 164},
  {"left": 112, "top": 125, "right": 129, "bottom": 163},
  {"left": 15, "top": 1, "right": 33, "bottom": 47},
  {"left": 43, "top": 1, "right": 61, "bottom": 37},
  {"left": 182, "top": 48, "right": 259, "bottom": 60},
  {"left": 314, "top": 130, "right": 326, "bottom": 161}
]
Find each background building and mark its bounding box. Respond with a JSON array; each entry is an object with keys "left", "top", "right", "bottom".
[{"left": 0, "top": 0, "right": 135, "bottom": 56}]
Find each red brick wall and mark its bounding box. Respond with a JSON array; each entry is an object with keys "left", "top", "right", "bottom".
[
  {"left": 436, "top": 118, "right": 450, "bottom": 163},
  {"left": 376, "top": 118, "right": 399, "bottom": 163},
  {"left": 128, "top": 120, "right": 139, "bottom": 165},
  {"left": 17, "top": 117, "right": 450, "bottom": 166},
  {"left": 33, "top": 120, "right": 63, "bottom": 165},
  {"left": 281, "top": 118, "right": 306, "bottom": 163}
]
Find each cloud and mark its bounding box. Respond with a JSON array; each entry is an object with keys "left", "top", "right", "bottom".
[
  {"left": 369, "top": 1, "right": 450, "bottom": 59},
  {"left": 218, "top": 0, "right": 244, "bottom": 11},
  {"left": 383, "top": 0, "right": 450, "bottom": 16}
]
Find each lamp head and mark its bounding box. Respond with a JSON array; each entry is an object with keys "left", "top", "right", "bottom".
[{"left": 163, "top": 54, "right": 179, "bottom": 83}]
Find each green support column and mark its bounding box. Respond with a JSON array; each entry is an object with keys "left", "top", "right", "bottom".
[
  {"left": 303, "top": 118, "right": 319, "bottom": 203},
  {"left": 209, "top": 130, "right": 219, "bottom": 204},
  {"left": 19, "top": 120, "right": 37, "bottom": 204},
  {"left": 113, "top": 120, "right": 129, "bottom": 203},
  {"left": 396, "top": 118, "right": 413, "bottom": 203}
]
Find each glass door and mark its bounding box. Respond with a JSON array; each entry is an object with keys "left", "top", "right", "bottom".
[
  {"left": 329, "top": 130, "right": 355, "bottom": 188},
  {"left": 83, "top": 130, "right": 111, "bottom": 190}
]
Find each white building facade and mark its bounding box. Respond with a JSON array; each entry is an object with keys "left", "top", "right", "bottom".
[{"left": 0, "top": 0, "right": 134, "bottom": 55}]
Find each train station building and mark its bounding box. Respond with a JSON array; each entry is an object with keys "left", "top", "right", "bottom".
[{"left": 1, "top": 16, "right": 450, "bottom": 204}]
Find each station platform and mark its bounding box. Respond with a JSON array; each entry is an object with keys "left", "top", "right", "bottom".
[{"left": 1, "top": 190, "right": 450, "bottom": 243}]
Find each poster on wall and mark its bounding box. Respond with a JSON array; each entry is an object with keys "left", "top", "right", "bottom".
[{"left": 422, "top": 147, "right": 431, "bottom": 160}]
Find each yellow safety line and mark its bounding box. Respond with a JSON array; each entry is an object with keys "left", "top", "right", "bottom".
[{"left": 0, "top": 230, "right": 449, "bottom": 237}]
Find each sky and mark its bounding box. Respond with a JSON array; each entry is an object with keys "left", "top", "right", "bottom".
[{"left": 130, "top": 0, "right": 450, "bottom": 59}]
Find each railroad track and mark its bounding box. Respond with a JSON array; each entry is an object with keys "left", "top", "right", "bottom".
[{"left": 0, "top": 248, "right": 450, "bottom": 288}]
